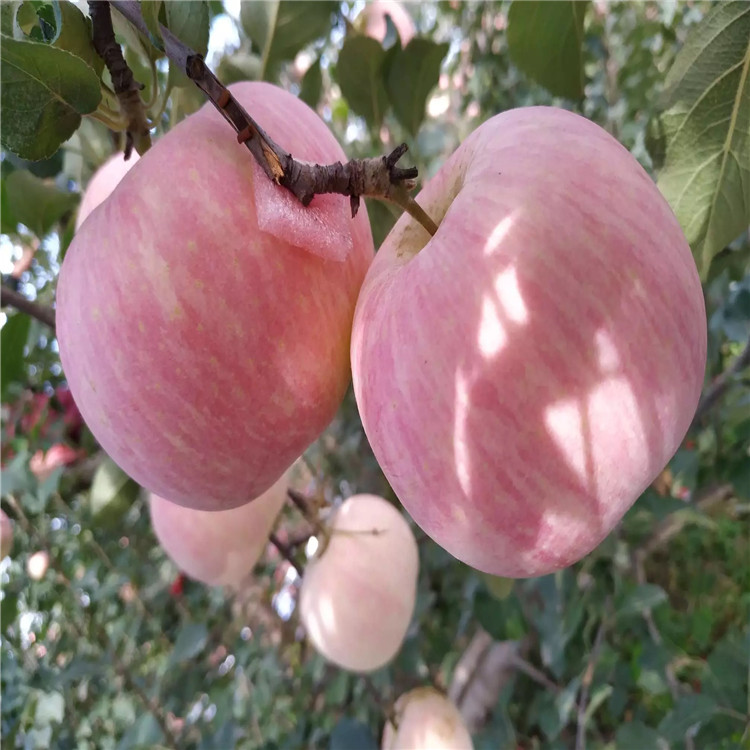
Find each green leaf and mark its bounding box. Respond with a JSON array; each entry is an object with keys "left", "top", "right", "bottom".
[
  {"left": 117, "top": 713, "right": 164, "bottom": 750},
  {"left": 168, "top": 623, "right": 208, "bottom": 666},
  {"left": 1, "top": 313, "right": 31, "bottom": 400},
  {"left": 165, "top": 1, "right": 209, "bottom": 88},
  {"left": 0, "top": 37, "right": 101, "bottom": 160},
  {"left": 507, "top": 0, "right": 589, "bottom": 100},
  {"left": 48, "top": 1, "right": 103, "bottom": 75},
  {"left": 34, "top": 690, "right": 64, "bottom": 725},
  {"left": 657, "top": 694, "right": 717, "bottom": 741},
  {"left": 88, "top": 456, "right": 140, "bottom": 528},
  {"left": 482, "top": 574, "right": 515, "bottom": 600},
  {"left": 216, "top": 51, "right": 262, "bottom": 85},
  {"left": 241, "top": 0, "right": 338, "bottom": 79},
  {"left": 655, "top": 2, "right": 750, "bottom": 278},
  {"left": 140, "top": 1, "right": 164, "bottom": 45},
  {"left": 336, "top": 35, "right": 388, "bottom": 128},
  {"left": 615, "top": 584, "right": 668, "bottom": 617},
  {"left": 329, "top": 718, "right": 378, "bottom": 750},
  {"left": 0, "top": 3, "right": 20, "bottom": 37},
  {"left": 299, "top": 56, "right": 322, "bottom": 109},
  {"left": 1, "top": 592, "right": 19, "bottom": 627},
  {"left": 5, "top": 169, "right": 77, "bottom": 237},
  {"left": 386, "top": 38, "right": 449, "bottom": 136},
  {"left": 615, "top": 721, "right": 667, "bottom": 750}
]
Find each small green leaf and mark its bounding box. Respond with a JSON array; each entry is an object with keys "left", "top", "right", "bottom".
[
  {"left": 5, "top": 169, "right": 77, "bottom": 237},
  {"left": 216, "top": 51, "right": 262, "bottom": 85},
  {"left": 616, "top": 584, "right": 668, "bottom": 617},
  {"left": 1, "top": 313, "right": 31, "bottom": 400},
  {"left": 140, "top": 0, "right": 164, "bottom": 45},
  {"left": 615, "top": 721, "right": 667, "bottom": 750},
  {"left": 165, "top": 1, "right": 209, "bottom": 88},
  {"left": 168, "top": 623, "right": 208, "bottom": 666},
  {"left": 89, "top": 456, "right": 139, "bottom": 528},
  {"left": 657, "top": 694, "right": 717, "bottom": 741},
  {"left": 507, "top": 0, "right": 589, "bottom": 100},
  {"left": 241, "top": 0, "right": 338, "bottom": 79},
  {"left": 49, "top": 0, "right": 104, "bottom": 76},
  {"left": 299, "top": 57, "right": 322, "bottom": 109},
  {"left": 0, "top": 37, "right": 101, "bottom": 160},
  {"left": 386, "top": 38, "right": 449, "bottom": 136},
  {"left": 336, "top": 35, "right": 388, "bottom": 128},
  {"left": 482, "top": 573, "right": 515, "bottom": 600},
  {"left": 655, "top": 1, "right": 750, "bottom": 278}
]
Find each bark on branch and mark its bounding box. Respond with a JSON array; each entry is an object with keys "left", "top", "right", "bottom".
[
  {"left": 1, "top": 284, "right": 56, "bottom": 331},
  {"left": 90, "top": 1, "right": 151, "bottom": 156},
  {"left": 108, "top": 1, "right": 437, "bottom": 234}
]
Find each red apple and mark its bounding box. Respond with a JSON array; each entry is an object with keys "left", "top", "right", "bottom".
[
  {"left": 382, "top": 687, "right": 473, "bottom": 749},
  {"left": 1, "top": 510, "right": 13, "bottom": 558},
  {"left": 299, "top": 494, "right": 419, "bottom": 672},
  {"left": 57, "top": 82, "right": 374, "bottom": 511},
  {"left": 76, "top": 152, "right": 140, "bottom": 231},
  {"left": 351, "top": 107, "right": 706, "bottom": 578},
  {"left": 149, "top": 472, "right": 288, "bottom": 588}
]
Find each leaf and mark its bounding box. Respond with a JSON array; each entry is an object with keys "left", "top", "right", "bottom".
[
  {"left": 336, "top": 35, "right": 388, "bottom": 129},
  {"left": 0, "top": 37, "right": 101, "bottom": 160},
  {"left": 507, "top": 1, "right": 590, "bottom": 99},
  {"left": 615, "top": 584, "right": 668, "bottom": 617},
  {"left": 140, "top": 1, "right": 164, "bottom": 45},
  {"left": 1, "top": 313, "right": 31, "bottom": 400},
  {"left": 386, "top": 38, "right": 449, "bottom": 135},
  {"left": 656, "top": 2, "right": 750, "bottom": 277},
  {"left": 49, "top": 0, "right": 103, "bottom": 75},
  {"left": 657, "top": 694, "right": 717, "bottom": 741},
  {"left": 5, "top": 170, "right": 78, "bottom": 237},
  {"left": 299, "top": 57, "right": 322, "bottom": 109},
  {"left": 217, "top": 52, "right": 262, "bottom": 85},
  {"left": 1, "top": 592, "right": 19, "bottom": 628},
  {"left": 165, "top": 1, "right": 209, "bottom": 88},
  {"left": 240, "top": 0, "right": 338, "bottom": 79},
  {"left": 329, "top": 718, "right": 378, "bottom": 750},
  {"left": 117, "top": 713, "right": 164, "bottom": 750},
  {"left": 89, "top": 456, "right": 140, "bottom": 528},
  {"left": 34, "top": 691, "right": 64, "bottom": 725},
  {"left": 168, "top": 623, "right": 208, "bottom": 667},
  {"left": 615, "top": 721, "right": 667, "bottom": 750},
  {"left": 482, "top": 574, "right": 515, "bottom": 600}
]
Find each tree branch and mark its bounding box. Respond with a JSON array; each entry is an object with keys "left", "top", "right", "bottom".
[
  {"left": 108, "top": 0, "right": 437, "bottom": 234},
  {"left": 269, "top": 531, "right": 304, "bottom": 578},
  {"left": 575, "top": 614, "right": 609, "bottom": 750},
  {"left": 692, "top": 337, "right": 750, "bottom": 427},
  {"left": 1, "top": 284, "right": 56, "bottom": 331},
  {"left": 89, "top": 1, "right": 151, "bottom": 156}
]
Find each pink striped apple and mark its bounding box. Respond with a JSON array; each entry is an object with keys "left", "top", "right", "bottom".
[
  {"left": 149, "top": 472, "right": 288, "bottom": 588},
  {"left": 76, "top": 152, "right": 140, "bottom": 231},
  {"left": 351, "top": 107, "right": 706, "bottom": 578},
  {"left": 57, "top": 82, "right": 373, "bottom": 511},
  {"left": 299, "top": 494, "right": 419, "bottom": 672}
]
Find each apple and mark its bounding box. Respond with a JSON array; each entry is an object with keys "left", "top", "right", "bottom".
[
  {"left": 27, "top": 550, "right": 50, "bottom": 581},
  {"left": 1, "top": 510, "right": 13, "bottom": 558},
  {"left": 382, "top": 687, "right": 473, "bottom": 750},
  {"left": 57, "top": 82, "right": 374, "bottom": 511},
  {"left": 358, "top": 0, "right": 415, "bottom": 45},
  {"left": 149, "top": 471, "right": 288, "bottom": 589},
  {"left": 299, "top": 494, "right": 418, "bottom": 672},
  {"left": 351, "top": 106, "right": 706, "bottom": 578},
  {"left": 76, "top": 152, "right": 140, "bottom": 231}
]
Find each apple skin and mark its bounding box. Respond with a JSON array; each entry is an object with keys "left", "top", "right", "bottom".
[
  {"left": 57, "top": 82, "right": 373, "bottom": 511},
  {"left": 1, "top": 510, "right": 13, "bottom": 559},
  {"left": 351, "top": 106, "right": 707, "bottom": 578},
  {"left": 149, "top": 471, "right": 288, "bottom": 588},
  {"left": 299, "top": 494, "right": 419, "bottom": 673},
  {"left": 382, "top": 687, "right": 473, "bottom": 750},
  {"left": 76, "top": 152, "right": 140, "bottom": 231}
]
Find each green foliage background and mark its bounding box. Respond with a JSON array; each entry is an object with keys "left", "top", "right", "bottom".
[{"left": 1, "top": 2, "right": 749, "bottom": 749}]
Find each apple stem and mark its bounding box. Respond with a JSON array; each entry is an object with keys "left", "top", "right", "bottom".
[
  {"left": 90, "top": 2, "right": 152, "bottom": 157},
  {"left": 109, "top": 1, "right": 440, "bottom": 229},
  {"left": 269, "top": 532, "right": 305, "bottom": 578}
]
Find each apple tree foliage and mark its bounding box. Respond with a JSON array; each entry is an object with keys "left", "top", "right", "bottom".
[{"left": 1, "top": 2, "right": 749, "bottom": 748}]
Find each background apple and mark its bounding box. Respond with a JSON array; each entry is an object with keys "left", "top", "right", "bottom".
[
  {"left": 299, "top": 494, "right": 419, "bottom": 672},
  {"left": 149, "top": 471, "right": 289, "bottom": 588},
  {"left": 1, "top": 510, "right": 13, "bottom": 558},
  {"left": 57, "top": 81, "right": 374, "bottom": 512},
  {"left": 351, "top": 106, "right": 707, "bottom": 578},
  {"left": 75, "top": 152, "right": 140, "bottom": 231},
  {"left": 358, "top": 0, "right": 415, "bottom": 45},
  {"left": 27, "top": 550, "right": 50, "bottom": 581},
  {"left": 381, "top": 687, "right": 473, "bottom": 749}
]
